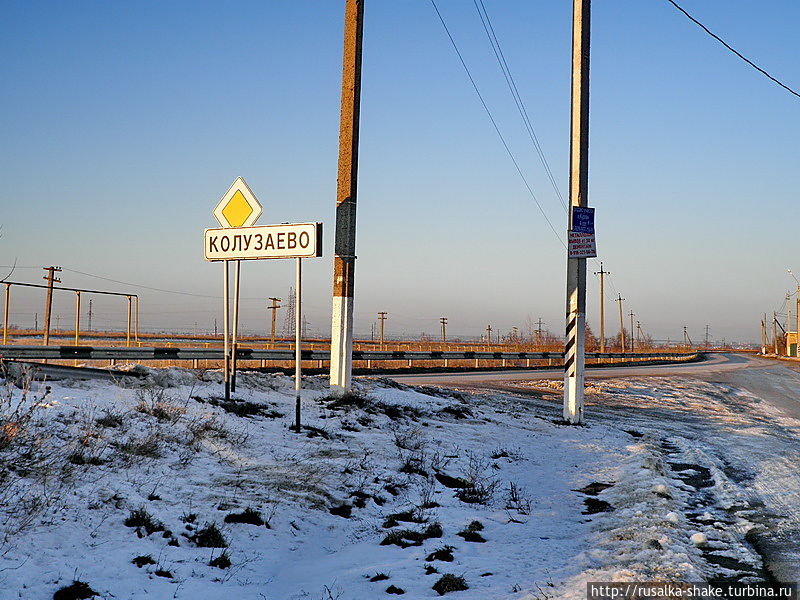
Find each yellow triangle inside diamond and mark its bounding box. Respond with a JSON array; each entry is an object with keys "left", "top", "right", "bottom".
[{"left": 221, "top": 190, "right": 253, "bottom": 227}]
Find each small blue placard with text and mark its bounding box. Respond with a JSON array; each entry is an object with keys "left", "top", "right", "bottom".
[{"left": 571, "top": 207, "right": 595, "bottom": 234}]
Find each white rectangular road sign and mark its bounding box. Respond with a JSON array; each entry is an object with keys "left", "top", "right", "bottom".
[
  {"left": 567, "top": 231, "right": 597, "bottom": 258},
  {"left": 204, "top": 222, "right": 322, "bottom": 261}
]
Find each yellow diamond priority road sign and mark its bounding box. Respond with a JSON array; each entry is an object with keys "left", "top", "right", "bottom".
[{"left": 213, "top": 177, "right": 263, "bottom": 228}]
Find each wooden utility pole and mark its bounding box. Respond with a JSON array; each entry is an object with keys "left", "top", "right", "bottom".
[
  {"left": 42, "top": 266, "right": 62, "bottom": 345},
  {"left": 3, "top": 283, "right": 9, "bottom": 344},
  {"left": 594, "top": 262, "right": 609, "bottom": 352},
  {"left": 629, "top": 310, "right": 635, "bottom": 353},
  {"left": 615, "top": 294, "right": 625, "bottom": 353},
  {"left": 378, "top": 311, "right": 387, "bottom": 349},
  {"left": 563, "top": 0, "right": 590, "bottom": 425},
  {"left": 268, "top": 297, "right": 281, "bottom": 343},
  {"left": 330, "top": 0, "right": 365, "bottom": 395},
  {"left": 773, "top": 312, "right": 779, "bottom": 355}
]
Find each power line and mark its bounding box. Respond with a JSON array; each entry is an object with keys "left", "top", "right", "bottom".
[
  {"left": 472, "top": 0, "right": 567, "bottom": 211},
  {"left": 429, "top": 0, "right": 564, "bottom": 245},
  {"left": 664, "top": 0, "right": 800, "bottom": 100},
  {"left": 59, "top": 267, "right": 221, "bottom": 298},
  {"left": 438, "top": 3, "right": 638, "bottom": 331}
]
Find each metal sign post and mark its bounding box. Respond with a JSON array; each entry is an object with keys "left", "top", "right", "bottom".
[
  {"left": 206, "top": 177, "right": 322, "bottom": 409},
  {"left": 294, "top": 257, "right": 302, "bottom": 432},
  {"left": 231, "top": 260, "right": 241, "bottom": 392},
  {"left": 223, "top": 261, "right": 231, "bottom": 400}
]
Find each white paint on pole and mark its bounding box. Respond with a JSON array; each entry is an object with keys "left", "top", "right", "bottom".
[
  {"left": 330, "top": 295, "right": 354, "bottom": 393},
  {"left": 204, "top": 223, "right": 322, "bottom": 261}
]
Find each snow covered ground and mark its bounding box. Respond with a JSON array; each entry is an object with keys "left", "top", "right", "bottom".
[{"left": 0, "top": 363, "right": 790, "bottom": 599}]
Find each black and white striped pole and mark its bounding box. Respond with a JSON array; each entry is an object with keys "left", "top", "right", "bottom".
[{"left": 564, "top": 0, "right": 591, "bottom": 425}]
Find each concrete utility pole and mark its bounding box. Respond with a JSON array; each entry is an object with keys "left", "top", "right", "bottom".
[
  {"left": 760, "top": 317, "right": 767, "bottom": 354},
  {"left": 629, "top": 310, "right": 635, "bottom": 353},
  {"left": 793, "top": 271, "right": 800, "bottom": 356},
  {"left": 637, "top": 320, "right": 642, "bottom": 346},
  {"left": 330, "top": 0, "right": 365, "bottom": 395},
  {"left": 440, "top": 317, "right": 448, "bottom": 342},
  {"left": 786, "top": 293, "right": 793, "bottom": 357},
  {"left": 594, "top": 262, "right": 609, "bottom": 352},
  {"left": 615, "top": 294, "right": 625, "bottom": 353},
  {"left": 42, "top": 266, "right": 62, "bottom": 345},
  {"left": 563, "top": 0, "right": 591, "bottom": 425},
  {"left": 378, "top": 311, "right": 387, "bottom": 349},
  {"left": 486, "top": 324, "right": 493, "bottom": 345},
  {"left": 268, "top": 297, "right": 281, "bottom": 343},
  {"left": 88, "top": 299, "right": 93, "bottom": 331}
]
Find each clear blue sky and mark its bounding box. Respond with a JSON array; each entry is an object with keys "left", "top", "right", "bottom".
[{"left": 1, "top": 0, "right": 798, "bottom": 343}]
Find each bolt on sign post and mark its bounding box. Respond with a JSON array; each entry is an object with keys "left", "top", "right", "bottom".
[{"left": 205, "top": 177, "right": 323, "bottom": 430}]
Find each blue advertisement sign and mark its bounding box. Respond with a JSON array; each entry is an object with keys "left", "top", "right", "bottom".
[{"left": 571, "top": 207, "right": 595, "bottom": 234}]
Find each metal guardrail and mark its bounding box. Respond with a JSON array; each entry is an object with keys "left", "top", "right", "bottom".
[{"left": 0, "top": 345, "right": 699, "bottom": 362}]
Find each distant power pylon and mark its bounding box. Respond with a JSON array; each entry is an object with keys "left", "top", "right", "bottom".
[{"left": 283, "top": 287, "right": 296, "bottom": 337}]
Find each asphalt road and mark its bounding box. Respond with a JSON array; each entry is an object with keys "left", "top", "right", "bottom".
[
  {"left": 389, "top": 352, "right": 755, "bottom": 385},
  {"left": 390, "top": 352, "right": 800, "bottom": 581}
]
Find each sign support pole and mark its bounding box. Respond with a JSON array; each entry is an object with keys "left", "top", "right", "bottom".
[
  {"left": 330, "top": 0, "right": 364, "bottom": 395},
  {"left": 563, "top": 0, "right": 590, "bottom": 425},
  {"left": 294, "top": 257, "right": 302, "bottom": 432},
  {"left": 231, "top": 260, "right": 241, "bottom": 392},
  {"left": 223, "top": 261, "right": 231, "bottom": 401}
]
